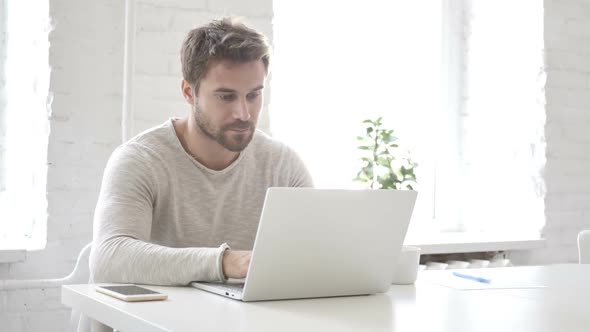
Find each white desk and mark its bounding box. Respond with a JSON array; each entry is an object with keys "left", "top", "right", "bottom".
[{"left": 62, "top": 264, "right": 590, "bottom": 332}]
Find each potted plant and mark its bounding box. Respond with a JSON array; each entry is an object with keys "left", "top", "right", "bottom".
[{"left": 354, "top": 117, "right": 417, "bottom": 190}]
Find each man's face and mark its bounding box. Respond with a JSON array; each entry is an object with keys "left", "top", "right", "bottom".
[{"left": 187, "top": 60, "right": 265, "bottom": 152}]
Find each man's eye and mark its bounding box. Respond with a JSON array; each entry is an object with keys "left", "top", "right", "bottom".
[
  {"left": 218, "top": 94, "right": 236, "bottom": 102},
  {"left": 247, "top": 91, "right": 261, "bottom": 100}
]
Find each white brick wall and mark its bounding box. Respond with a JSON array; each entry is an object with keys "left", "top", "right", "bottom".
[
  {"left": 1, "top": 288, "right": 69, "bottom": 331},
  {"left": 131, "top": 0, "right": 274, "bottom": 136},
  {"left": 0, "top": 0, "right": 7, "bottom": 192},
  {"left": 0, "top": 0, "right": 273, "bottom": 330},
  {"left": 511, "top": 0, "right": 590, "bottom": 265},
  {"left": 2, "top": 0, "right": 589, "bottom": 330},
  {"left": 2, "top": 0, "right": 126, "bottom": 280}
]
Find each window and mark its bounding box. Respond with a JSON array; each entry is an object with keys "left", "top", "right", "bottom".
[
  {"left": 0, "top": 0, "right": 50, "bottom": 250},
  {"left": 447, "top": 1, "right": 545, "bottom": 235},
  {"left": 271, "top": 1, "right": 545, "bottom": 237}
]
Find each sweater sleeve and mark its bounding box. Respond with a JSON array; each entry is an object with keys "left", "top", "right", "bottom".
[
  {"left": 287, "top": 148, "right": 314, "bottom": 188},
  {"left": 89, "top": 144, "right": 228, "bottom": 285}
]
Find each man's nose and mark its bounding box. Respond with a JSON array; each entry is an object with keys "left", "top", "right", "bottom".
[{"left": 233, "top": 98, "right": 251, "bottom": 121}]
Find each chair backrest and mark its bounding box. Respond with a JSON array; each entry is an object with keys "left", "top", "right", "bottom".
[
  {"left": 68, "top": 242, "right": 92, "bottom": 332},
  {"left": 65, "top": 242, "right": 92, "bottom": 284},
  {"left": 578, "top": 230, "right": 590, "bottom": 264}
]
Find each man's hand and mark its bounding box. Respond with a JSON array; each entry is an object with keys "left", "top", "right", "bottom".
[{"left": 222, "top": 250, "right": 251, "bottom": 279}]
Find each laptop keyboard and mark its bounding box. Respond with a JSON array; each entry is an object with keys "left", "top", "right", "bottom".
[
  {"left": 200, "top": 282, "right": 244, "bottom": 294},
  {"left": 219, "top": 283, "right": 245, "bottom": 294}
]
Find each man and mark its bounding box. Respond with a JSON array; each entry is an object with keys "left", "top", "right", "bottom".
[{"left": 89, "top": 17, "right": 313, "bottom": 287}]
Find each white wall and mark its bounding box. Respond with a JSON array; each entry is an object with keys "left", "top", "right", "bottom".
[
  {"left": 1, "top": 0, "right": 590, "bottom": 330},
  {"left": 511, "top": 0, "right": 590, "bottom": 264},
  {"left": 131, "top": 0, "right": 273, "bottom": 136},
  {"left": 0, "top": 0, "right": 7, "bottom": 195},
  {"left": 0, "top": 0, "right": 273, "bottom": 330}
]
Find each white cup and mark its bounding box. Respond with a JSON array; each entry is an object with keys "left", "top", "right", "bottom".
[
  {"left": 468, "top": 259, "right": 490, "bottom": 269},
  {"left": 446, "top": 260, "right": 470, "bottom": 269},
  {"left": 488, "top": 258, "right": 511, "bottom": 268},
  {"left": 426, "top": 262, "right": 448, "bottom": 270},
  {"left": 392, "top": 245, "right": 421, "bottom": 285}
]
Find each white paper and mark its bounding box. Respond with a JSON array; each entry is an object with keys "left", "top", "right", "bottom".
[{"left": 420, "top": 271, "right": 547, "bottom": 290}]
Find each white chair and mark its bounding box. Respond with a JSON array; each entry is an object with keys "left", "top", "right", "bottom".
[
  {"left": 68, "top": 243, "right": 92, "bottom": 332},
  {"left": 0, "top": 242, "right": 92, "bottom": 332},
  {"left": 577, "top": 230, "right": 590, "bottom": 264},
  {"left": 69, "top": 244, "right": 119, "bottom": 332}
]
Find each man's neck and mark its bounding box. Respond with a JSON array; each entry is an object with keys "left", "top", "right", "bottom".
[{"left": 173, "top": 117, "right": 240, "bottom": 171}]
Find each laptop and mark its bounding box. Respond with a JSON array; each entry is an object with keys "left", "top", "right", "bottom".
[{"left": 191, "top": 187, "right": 417, "bottom": 302}]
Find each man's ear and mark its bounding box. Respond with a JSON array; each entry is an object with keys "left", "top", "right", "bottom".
[{"left": 181, "top": 79, "right": 196, "bottom": 105}]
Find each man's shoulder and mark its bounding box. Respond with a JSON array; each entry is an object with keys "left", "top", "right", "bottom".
[
  {"left": 246, "top": 130, "right": 312, "bottom": 186},
  {"left": 111, "top": 119, "right": 179, "bottom": 164},
  {"left": 127, "top": 119, "right": 175, "bottom": 146},
  {"left": 249, "top": 130, "right": 291, "bottom": 154},
  {"left": 125, "top": 119, "right": 178, "bottom": 151},
  {"left": 246, "top": 130, "right": 303, "bottom": 165}
]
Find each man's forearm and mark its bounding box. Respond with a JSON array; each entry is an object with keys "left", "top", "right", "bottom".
[{"left": 89, "top": 236, "right": 227, "bottom": 285}]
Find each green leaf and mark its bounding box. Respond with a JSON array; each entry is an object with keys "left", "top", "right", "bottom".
[
  {"left": 376, "top": 174, "right": 396, "bottom": 190},
  {"left": 355, "top": 117, "right": 418, "bottom": 189},
  {"left": 379, "top": 130, "right": 395, "bottom": 138},
  {"left": 400, "top": 166, "right": 408, "bottom": 176},
  {"left": 376, "top": 156, "right": 391, "bottom": 167},
  {"left": 386, "top": 135, "right": 398, "bottom": 143},
  {"left": 362, "top": 165, "right": 374, "bottom": 178},
  {"left": 354, "top": 172, "right": 371, "bottom": 183}
]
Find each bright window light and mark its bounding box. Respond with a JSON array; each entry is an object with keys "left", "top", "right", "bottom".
[
  {"left": 271, "top": 1, "right": 442, "bottom": 234},
  {"left": 459, "top": 1, "right": 545, "bottom": 234},
  {"left": 271, "top": 0, "right": 545, "bottom": 237},
  {"left": 0, "top": 0, "right": 50, "bottom": 250}
]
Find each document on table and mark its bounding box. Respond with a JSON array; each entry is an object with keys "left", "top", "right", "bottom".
[{"left": 419, "top": 271, "right": 547, "bottom": 290}]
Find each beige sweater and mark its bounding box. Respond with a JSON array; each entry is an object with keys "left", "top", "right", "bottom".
[{"left": 89, "top": 119, "right": 313, "bottom": 285}]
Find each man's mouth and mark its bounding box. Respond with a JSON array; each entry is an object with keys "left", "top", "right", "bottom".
[
  {"left": 226, "top": 123, "right": 252, "bottom": 133},
  {"left": 227, "top": 127, "right": 250, "bottom": 133}
]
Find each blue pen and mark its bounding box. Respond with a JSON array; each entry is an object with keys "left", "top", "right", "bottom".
[{"left": 452, "top": 272, "right": 492, "bottom": 284}]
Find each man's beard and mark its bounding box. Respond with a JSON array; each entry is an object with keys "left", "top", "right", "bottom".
[{"left": 193, "top": 103, "right": 255, "bottom": 152}]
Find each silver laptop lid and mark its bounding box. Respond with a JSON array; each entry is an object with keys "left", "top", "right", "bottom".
[{"left": 242, "top": 188, "right": 417, "bottom": 301}]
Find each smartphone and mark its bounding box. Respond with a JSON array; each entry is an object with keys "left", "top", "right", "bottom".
[{"left": 95, "top": 285, "right": 168, "bottom": 302}]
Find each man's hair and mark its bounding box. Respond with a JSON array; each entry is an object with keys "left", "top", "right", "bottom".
[{"left": 181, "top": 17, "right": 271, "bottom": 93}]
